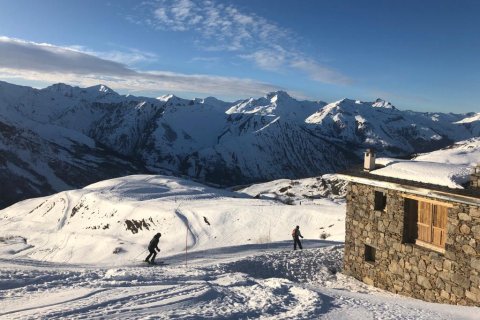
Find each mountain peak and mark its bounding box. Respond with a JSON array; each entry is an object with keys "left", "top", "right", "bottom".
[
  {"left": 372, "top": 98, "right": 396, "bottom": 109},
  {"left": 86, "top": 84, "right": 116, "bottom": 95},
  {"left": 45, "top": 83, "right": 74, "bottom": 92},
  {"left": 44, "top": 83, "right": 117, "bottom": 97},
  {"left": 266, "top": 90, "right": 293, "bottom": 102},
  {"left": 157, "top": 94, "right": 176, "bottom": 102}
]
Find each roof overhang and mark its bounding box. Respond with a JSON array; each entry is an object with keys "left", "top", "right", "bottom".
[{"left": 337, "top": 174, "right": 480, "bottom": 207}]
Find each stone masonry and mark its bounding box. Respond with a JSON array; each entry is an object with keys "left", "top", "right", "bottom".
[{"left": 343, "top": 182, "right": 480, "bottom": 305}]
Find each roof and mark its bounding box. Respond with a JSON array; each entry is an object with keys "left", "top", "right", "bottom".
[
  {"left": 338, "top": 165, "right": 480, "bottom": 206},
  {"left": 372, "top": 158, "right": 471, "bottom": 189}
]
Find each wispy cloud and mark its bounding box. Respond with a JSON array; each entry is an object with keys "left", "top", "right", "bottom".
[
  {"left": 65, "top": 45, "right": 158, "bottom": 65},
  {"left": 143, "top": 0, "right": 351, "bottom": 85},
  {"left": 0, "top": 36, "right": 282, "bottom": 97},
  {"left": 150, "top": 0, "right": 281, "bottom": 51}
]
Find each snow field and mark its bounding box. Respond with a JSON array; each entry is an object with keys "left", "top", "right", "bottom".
[{"left": 1, "top": 244, "right": 478, "bottom": 319}]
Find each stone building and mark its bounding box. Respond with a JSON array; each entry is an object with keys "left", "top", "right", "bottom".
[{"left": 338, "top": 150, "right": 480, "bottom": 305}]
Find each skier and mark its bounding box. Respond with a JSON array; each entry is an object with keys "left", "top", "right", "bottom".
[
  {"left": 145, "top": 233, "right": 161, "bottom": 264},
  {"left": 292, "top": 225, "right": 304, "bottom": 250}
]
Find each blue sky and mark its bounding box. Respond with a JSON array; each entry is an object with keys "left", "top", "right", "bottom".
[{"left": 0, "top": 0, "right": 478, "bottom": 112}]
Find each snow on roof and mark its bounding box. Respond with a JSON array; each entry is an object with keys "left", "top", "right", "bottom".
[{"left": 371, "top": 158, "right": 472, "bottom": 189}]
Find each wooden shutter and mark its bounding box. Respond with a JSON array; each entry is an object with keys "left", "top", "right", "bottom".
[
  {"left": 432, "top": 205, "right": 447, "bottom": 247},
  {"left": 417, "top": 202, "right": 432, "bottom": 243}
]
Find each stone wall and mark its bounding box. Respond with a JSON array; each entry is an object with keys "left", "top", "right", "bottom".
[{"left": 343, "top": 182, "right": 480, "bottom": 305}]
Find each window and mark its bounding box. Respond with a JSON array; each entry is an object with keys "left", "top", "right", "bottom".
[
  {"left": 403, "top": 198, "right": 418, "bottom": 243},
  {"left": 374, "top": 191, "right": 387, "bottom": 211},
  {"left": 365, "top": 244, "right": 376, "bottom": 262},
  {"left": 403, "top": 197, "right": 448, "bottom": 251}
]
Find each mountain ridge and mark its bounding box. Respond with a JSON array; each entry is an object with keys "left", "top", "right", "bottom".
[{"left": 0, "top": 80, "right": 478, "bottom": 208}]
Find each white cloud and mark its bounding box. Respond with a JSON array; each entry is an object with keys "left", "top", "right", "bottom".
[
  {"left": 0, "top": 36, "right": 282, "bottom": 97},
  {"left": 0, "top": 36, "right": 135, "bottom": 76},
  {"left": 144, "top": 0, "right": 351, "bottom": 85}
]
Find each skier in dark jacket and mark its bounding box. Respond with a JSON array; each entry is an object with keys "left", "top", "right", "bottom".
[
  {"left": 145, "top": 233, "right": 161, "bottom": 264},
  {"left": 292, "top": 225, "right": 304, "bottom": 250}
]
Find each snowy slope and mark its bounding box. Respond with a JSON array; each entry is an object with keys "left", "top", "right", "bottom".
[
  {"left": 239, "top": 174, "right": 347, "bottom": 203},
  {"left": 0, "top": 175, "right": 345, "bottom": 264}
]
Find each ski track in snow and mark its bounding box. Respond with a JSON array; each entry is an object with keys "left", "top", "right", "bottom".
[
  {"left": 175, "top": 207, "right": 198, "bottom": 250},
  {"left": 1, "top": 244, "right": 477, "bottom": 319}
]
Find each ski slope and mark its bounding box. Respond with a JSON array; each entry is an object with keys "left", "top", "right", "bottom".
[
  {"left": 0, "top": 243, "right": 477, "bottom": 319},
  {"left": 0, "top": 175, "right": 345, "bottom": 264}
]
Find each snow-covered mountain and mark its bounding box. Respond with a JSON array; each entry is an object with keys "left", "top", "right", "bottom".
[
  {"left": 455, "top": 113, "right": 480, "bottom": 136},
  {"left": 306, "top": 98, "right": 473, "bottom": 154},
  {"left": 0, "top": 80, "right": 478, "bottom": 207},
  {"left": 0, "top": 81, "right": 156, "bottom": 208}
]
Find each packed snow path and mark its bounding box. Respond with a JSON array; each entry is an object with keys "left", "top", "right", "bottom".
[{"left": 0, "top": 242, "right": 477, "bottom": 319}]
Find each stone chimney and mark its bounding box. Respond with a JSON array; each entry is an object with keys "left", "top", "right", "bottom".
[
  {"left": 471, "top": 164, "right": 480, "bottom": 188},
  {"left": 364, "top": 148, "right": 376, "bottom": 172}
]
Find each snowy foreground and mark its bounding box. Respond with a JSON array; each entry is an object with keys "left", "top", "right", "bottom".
[
  {"left": 0, "top": 175, "right": 478, "bottom": 319},
  {"left": 0, "top": 243, "right": 477, "bottom": 319}
]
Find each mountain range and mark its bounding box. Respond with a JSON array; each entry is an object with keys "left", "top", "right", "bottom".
[{"left": 0, "top": 80, "right": 478, "bottom": 208}]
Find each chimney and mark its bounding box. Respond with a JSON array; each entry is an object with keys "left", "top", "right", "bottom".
[
  {"left": 364, "top": 148, "right": 376, "bottom": 172},
  {"left": 471, "top": 164, "right": 480, "bottom": 188}
]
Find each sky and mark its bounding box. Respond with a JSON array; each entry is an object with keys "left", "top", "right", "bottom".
[{"left": 0, "top": 0, "right": 478, "bottom": 112}]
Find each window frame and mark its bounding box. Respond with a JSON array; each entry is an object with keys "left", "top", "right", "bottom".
[
  {"left": 374, "top": 190, "right": 387, "bottom": 211},
  {"left": 364, "top": 244, "right": 376, "bottom": 263},
  {"left": 402, "top": 194, "right": 451, "bottom": 253}
]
